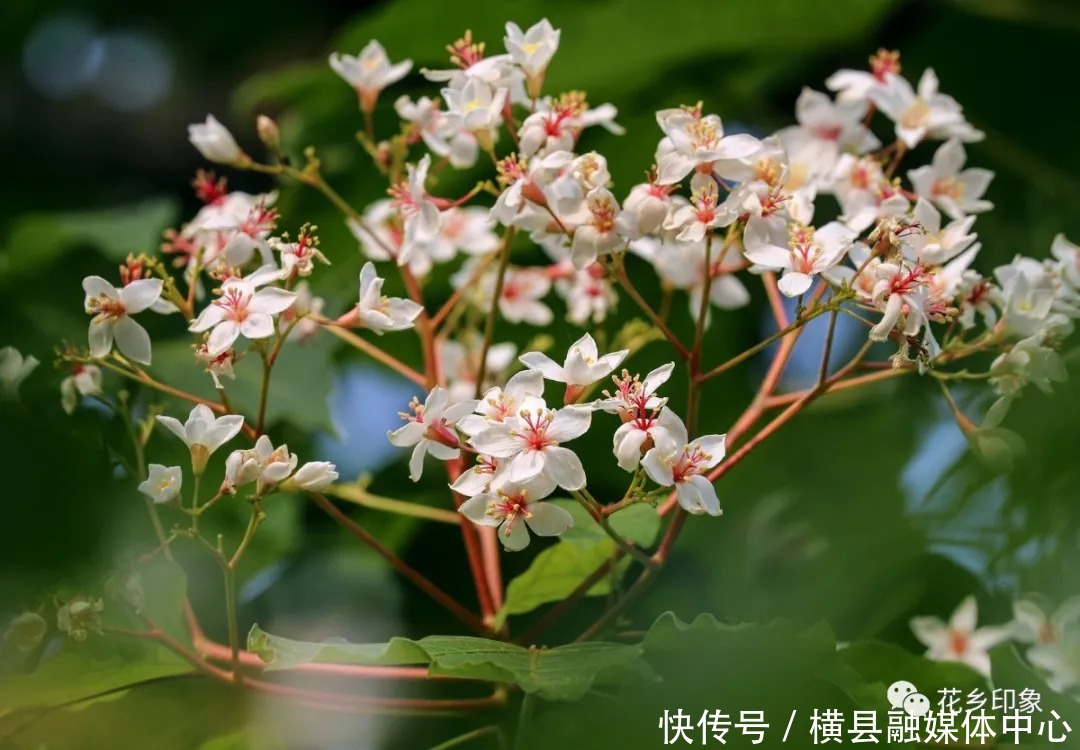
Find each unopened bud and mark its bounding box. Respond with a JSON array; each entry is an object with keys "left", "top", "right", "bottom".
[{"left": 257, "top": 115, "right": 281, "bottom": 153}]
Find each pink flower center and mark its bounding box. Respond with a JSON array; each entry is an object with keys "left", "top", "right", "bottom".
[
  {"left": 488, "top": 489, "right": 532, "bottom": 536},
  {"left": 217, "top": 287, "right": 253, "bottom": 323},
  {"left": 671, "top": 444, "right": 713, "bottom": 483},
  {"left": 87, "top": 294, "right": 126, "bottom": 322},
  {"left": 515, "top": 409, "right": 556, "bottom": 451}
]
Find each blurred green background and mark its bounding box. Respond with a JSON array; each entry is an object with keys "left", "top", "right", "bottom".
[{"left": 2, "top": 0, "right": 1080, "bottom": 747}]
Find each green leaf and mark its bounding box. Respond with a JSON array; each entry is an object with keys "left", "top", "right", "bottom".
[
  {"left": 150, "top": 333, "right": 336, "bottom": 433},
  {"left": 500, "top": 537, "right": 624, "bottom": 621},
  {"left": 497, "top": 500, "right": 659, "bottom": 622},
  {"left": 0, "top": 558, "right": 193, "bottom": 710},
  {"left": 247, "top": 625, "right": 653, "bottom": 700},
  {"left": 0, "top": 198, "right": 179, "bottom": 282},
  {"left": 551, "top": 499, "right": 660, "bottom": 548}
]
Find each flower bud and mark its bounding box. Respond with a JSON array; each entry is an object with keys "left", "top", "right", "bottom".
[
  {"left": 256, "top": 115, "right": 281, "bottom": 153},
  {"left": 282, "top": 461, "right": 339, "bottom": 492},
  {"left": 188, "top": 115, "right": 247, "bottom": 166}
]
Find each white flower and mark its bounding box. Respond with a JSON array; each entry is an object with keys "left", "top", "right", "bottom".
[
  {"left": 195, "top": 343, "right": 237, "bottom": 389},
  {"left": 910, "top": 596, "right": 1010, "bottom": 677},
  {"left": 468, "top": 396, "right": 591, "bottom": 490},
  {"left": 908, "top": 139, "right": 994, "bottom": 220},
  {"left": 188, "top": 115, "right": 246, "bottom": 165},
  {"left": 519, "top": 333, "right": 629, "bottom": 402},
  {"left": 189, "top": 267, "right": 296, "bottom": 356},
  {"left": 223, "top": 435, "right": 297, "bottom": 495},
  {"left": 458, "top": 475, "right": 571, "bottom": 551},
  {"left": 388, "top": 387, "right": 478, "bottom": 482},
  {"left": 157, "top": 404, "right": 245, "bottom": 475},
  {"left": 654, "top": 108, "right": 762, "bottom": 185},
  {"left": 352, "top": 262, "right": 423, "bottom": 333},
  {"left": 458, "top": 369, "right": 546, "bottom": 437},
  {"left": 870, "top": 70, "right": 981, "bottom": 148},
  {"left": 504, "top": 19, "right": 560, "bottom": 79},
  {"left": 391, "top": 155, "right": 442, "bottom": 266},
  {"left": 329, "top": 40, "right": 412, "bottom": 111},
  {"left": 284, "top": 462, "right": 340, "bottom": 492},
  {"left": 995, "top": 259, "right": 1070, "bottom": 339},
  {"left": 272, "top": 234, "right": 329, "bottom": 279},
  {"left": 60, "top": 364, "right": 102, "bottom": 414},
  {"left": 825, "top": 49, "right": 900, "bottom": 102},
  {"left": 596, "top": 365, "right": 676, "bottom": 472},
  {"left": 570, "top": 187, "right": 623, "bottom": 268},
  {"left": 83, "top": 276, "right": 163, "bottom": 365},
  {"left": 0, "top": 347, "right": 39, "bottom": 399},
  {"left": 868, "top": 262, "right": 933, "bottom": 343},
  {"left": 137, "top": 464, "right": 183, "bottom": 505},
  {"left": 487, "top": 266, "right": 553, "bottom": 326},
  {"left": 443, "top": 78, "right": 508, "bottom": 135},
  {"left": 555, "top": 264, "right": 618, "bottom": 326},
  {"left": 1012, "top": 598, "right": 1080, "bottom": 646},
  {"left": 1051, "top": 233, "right": 1080, "bottom": 290},
  {"left": 791, "top": 87, "right": 880, "bottom": 154},
  {"left": 989, "top": 332, "right": 1067, "bottom": 398},
  {"left": 641, "top": 409, "right": 725, "bottom": 516},
  {"left": 742, "top": 217, "right": 855, "bottom": 297},
  {"left": 617, "top": 182, "right": 674, "bottom": 239},
  {"left": 831, "top": 154, "right": 910, "bottom": 232},
  {"left": 903, "top": 198, "right": 977, "bottom": 265},
  {"left": 663, "top": 174, "right": 737, "bottom": 243}
]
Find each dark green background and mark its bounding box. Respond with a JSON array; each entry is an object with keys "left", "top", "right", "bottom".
[{"left": 1, "top": 0, "right": 1079, "bottom": 747}]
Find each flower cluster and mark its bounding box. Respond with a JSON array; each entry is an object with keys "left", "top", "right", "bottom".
[{"left": 912, "top": 595, "right": 1080, "bottom": 691}]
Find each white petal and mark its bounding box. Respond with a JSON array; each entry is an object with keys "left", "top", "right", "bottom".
[
  {"left": 547, "top": 406, "right": 592, "bottom": 442},
  {"left": 88, "top": 319, "right": 114, "bottom": 359},
  {"left": 684, "top": 474, "right": 721, "bottom": 516},
  {"left": 910, "top": 616, "right": 948, "bottom": 649},
  {"left": 518, "top": 351, "right": 566, "bottom": 382},
  {"left": 642, "top": 447, "right": 675, "bottom": 487},
  {"left": 249, "top": 288, "right": 297, "bottom": 315},
  {"left": 542, "top": 445, "right": 586, "bottom": 490},
  {"left": 499, "top": 519, "right": 531, "bottom": 551},
  {"left": 459, "top": 494, "right": 500, "bottom": 526},
  {"left": 112, "top": 316, "right": 152, "bottom": 365},
  {"left": 240, "top": 313, "right": 275, "bottom": 340},
  {"left": 408, "top": 441, "right": 427, "bottom": 481},
  {"left": 777, "top": 271, "right": 814, "bottom": 297},
  {"left": 526, "top": 502, "right": 574, "bottom": 537},
  {"left": 508, "top": 449, "right": 545, "bottom": 483},
  {"left": 155, "top": 415, "right": 189, "bottom": 445},
  {"left": 207, "top": 321, "right": 241, "bottom": 356},
  {"left": 118, "top": 279, "right": 164, "bottom": 314},
  {"left": 951, "top": 596, "right": 978, "bottom": 633},
  {"left": 200, "top": 415, "right": 245, "bottom": 452}
]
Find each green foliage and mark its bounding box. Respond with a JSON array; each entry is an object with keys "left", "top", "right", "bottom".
[
  {"left": 498, "top": 500, "right": 660, "bottom": 622},
  {"left": 247, "top": 624, "right": 653, "bottom": 700},
  {"left": 0, "top": 558, "right": 192, "bottom": 711},
  {"left": 151, "top": 334, "right": 337, "bottom": 434},
  {"left": 0, "top": 198, "right": 178, "bottom": 283}
]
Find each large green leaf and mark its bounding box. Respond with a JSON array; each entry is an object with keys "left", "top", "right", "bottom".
[
  {"left": 0, "top": 198, "right": 179, "bottom": 282},
  {"left": 247, "top": 624, "right": 652, "bottom": 700}
]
